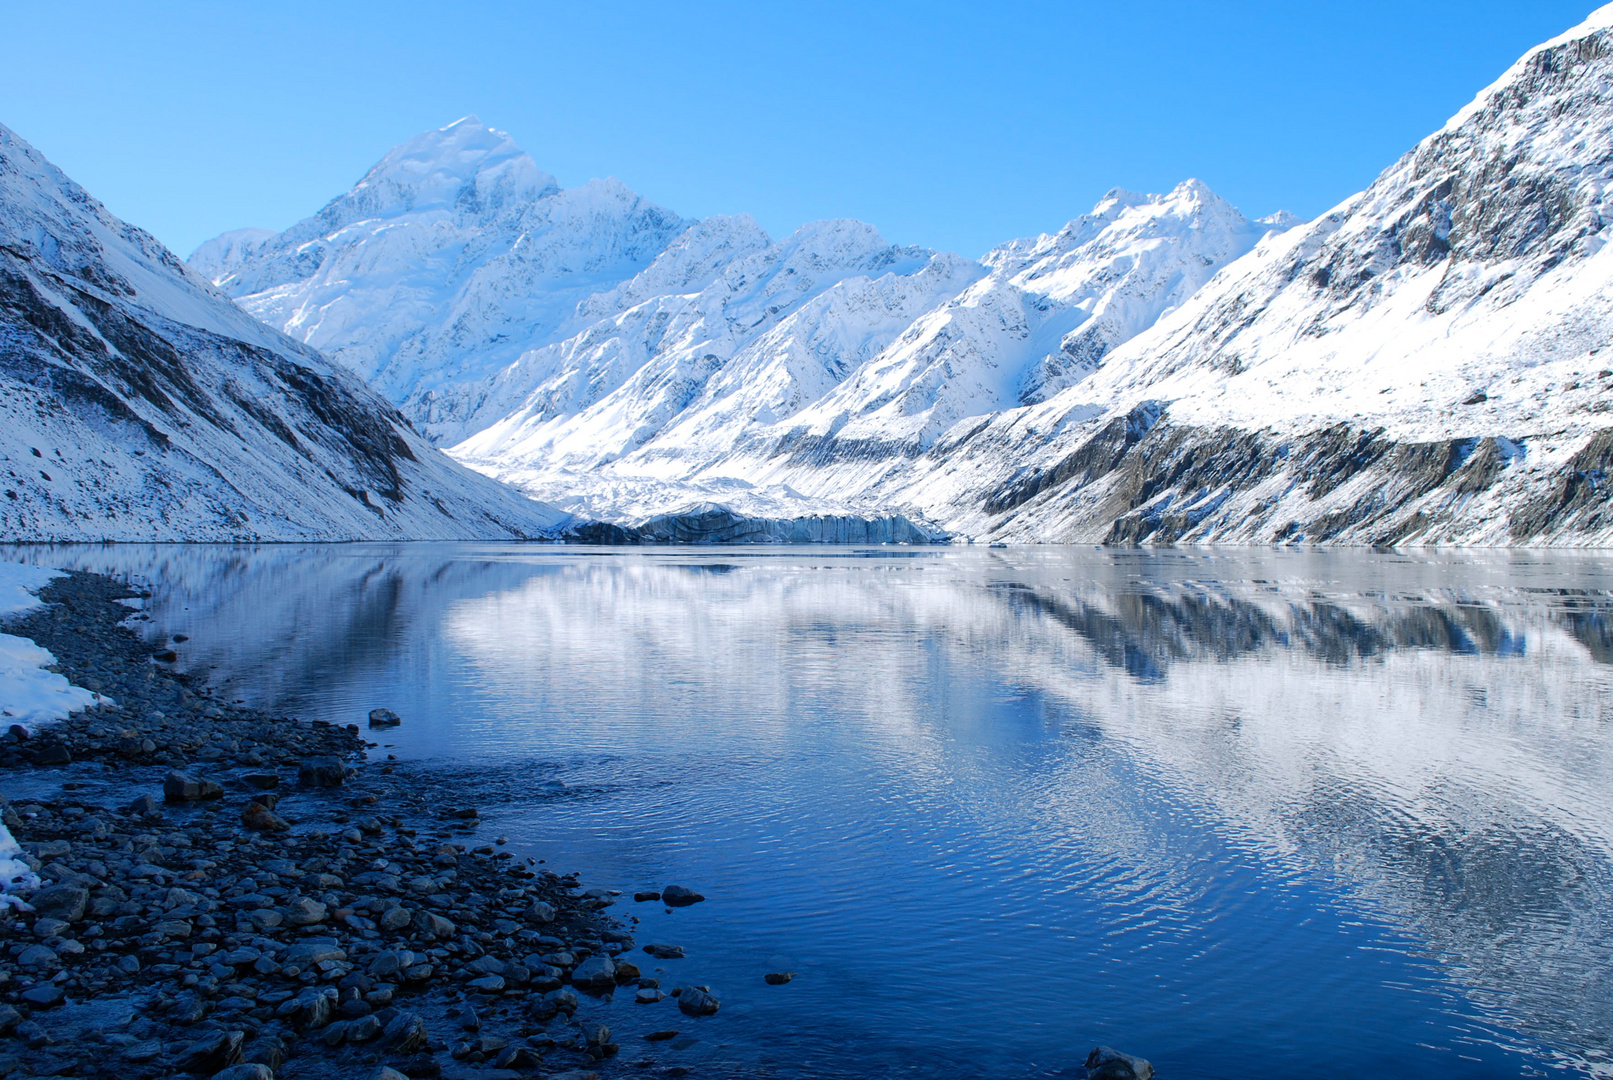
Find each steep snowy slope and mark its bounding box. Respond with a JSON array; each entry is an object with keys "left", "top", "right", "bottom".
[
  {"left": 452, "top": 181, "right": 1284, "bottom": 525},
  {"left": 197, "top": 5, "right": 1613, "bottom": 546},
  {"left": 0, "top": 123, "right": 568, "bottom": 542},
  {"left": 869, "top": 4, "right": 1613, "bottom": 545},
  {"left": 194, "top": 120, "right": 1286, "bottom": 533},
  {"left": 200, "top": 117, "right": 686, "bottom": 440},
  {"left": 455, "top": 219, "right": 979, "bottom": 472}
]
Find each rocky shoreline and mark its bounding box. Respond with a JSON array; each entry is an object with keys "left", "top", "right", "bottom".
[{"left": 0, "top": 570, "right": 694, "bottom": 1080}]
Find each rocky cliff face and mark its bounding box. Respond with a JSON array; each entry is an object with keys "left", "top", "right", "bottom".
[{"left": 0, "top": 123, "right": 568, "bottom": 542}]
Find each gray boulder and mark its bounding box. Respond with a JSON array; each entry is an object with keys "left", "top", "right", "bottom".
[
  {"left": 677, "top": 986, "right": 720, "bottom": 1016},
  {"left": 662, "top": 884, "right": 705, "bottom": 907},
  {"left": 30, "top": 884, "right": 88, "bottom": 922},
  {"left": 298, "top": 756, "right": 345, "bottom": 788},
  {"left": 164, "top": 770, "right": 223, "bottom": 802},
  {"left": 1085, "top": 1046, "right": 1154, "bottom": 1080},
  {"left": 570, "top": 955, "right": 616, "bottom": 992}
]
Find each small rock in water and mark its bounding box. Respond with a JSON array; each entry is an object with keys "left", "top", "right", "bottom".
[
  {"left": 19, "top": 984, "right": 63, "bottom": 1009},
  {"left": 662, "top": 884, "right": 705, "bottom": 907},
  {"left": 644, "top": 943, "right": 685, "bottom": 959},
  {"left": 243, "top": 772, "right": 280, "bottom": 789},
  {"left": 634, "top": 890, "right": 662, "bottom": 902},
  {"left": 764, "top": 971, "right": 797, "bottom": 985},
  {"left": 1085, "top": 1046, "right": 1154, "bottom": 1080},
  {"left": 676, "top": 986, "right": 720, "bottom": 1017},
  {"left": 643, "top": 1030, "right": 679, "bottom": 1042},
  {"left": 368, "top": 708, "right": 402, "bottom": 728},
  {"left": 32, "top": 741, "right": 71, "bottom": 766}
]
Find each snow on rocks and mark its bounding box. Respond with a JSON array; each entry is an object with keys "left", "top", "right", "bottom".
[
  {"left": 0, "top": 821, "right": 39, "bottom": 908},
  {"left": 0, "top": 564, "right": 105, "bottom": 732}
]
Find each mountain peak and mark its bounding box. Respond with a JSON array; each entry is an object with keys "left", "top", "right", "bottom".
[{"left": 349, "top": 117, "right": 559, "bottom": 216}]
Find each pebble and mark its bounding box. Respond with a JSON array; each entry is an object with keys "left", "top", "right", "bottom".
[
  {"left": 765, "top": 971, "right": 797, "bottom": 985},
  {"left": 570, "top": 955, "right": 616, "bottom": 992},
  {"left": 661, "top": 884, "right": 705, "bottom": 907},
  {"left": 298, "top": 755, "right": 345, "bottom": 788},
  {"left": 368, "top": 708, "right": 403, "bottom": 727},
  {"left": 676, "top": 986, "right": 720, "bottom": 1017},
  {"left": 212, "top": 1065, "right": 274, "bottom": 1080}
]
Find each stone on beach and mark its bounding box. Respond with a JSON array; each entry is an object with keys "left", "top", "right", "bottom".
[
  {"left": 164, "top": 769, "right": 222, "bottom": 802},
  {"left": 28, "top": 882, "right": 87, "bottom": 921},
  {"left": 298, "top": 755, "right": 345, "bottom": 788},
  {"left": 571, "top": 954, "right": 618, "bottom": 991}
]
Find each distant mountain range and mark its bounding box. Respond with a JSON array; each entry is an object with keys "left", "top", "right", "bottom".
[
  {"left": 5, "top": 7, "right": 1612, "bottom": 544},
  {"left": 191, "top": 6, "right": 1613, "bottom": 545}
]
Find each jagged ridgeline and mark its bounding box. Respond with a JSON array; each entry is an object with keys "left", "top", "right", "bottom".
[
  {"left": 12, "top": 6, "right": 1613, "bottom": 545},
  {"left": 0, "top": 125, "right": 570, "bottom": 542},
  {"left": 194, "top": 7, "right": 1613, "bottom": 545}
]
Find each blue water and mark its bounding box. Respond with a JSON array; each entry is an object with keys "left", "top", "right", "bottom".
[{"left": 6, "top": 543, "right": 1613, "bottom": 1078}]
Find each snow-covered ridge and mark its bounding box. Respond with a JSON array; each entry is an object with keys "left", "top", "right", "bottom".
[
  {"left": 194, "top": 6, "right": 1613, "bottom": 545},
  {"left": 0, "top": 122, "right": 570, "bottom": 542},
  {"left": 193, "top": 125, "right": 1288, "bottom": 531},
  {"left": 202, "top": 116, "right": 688, "bottom": 441}
]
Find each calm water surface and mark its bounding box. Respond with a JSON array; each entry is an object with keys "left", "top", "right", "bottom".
[{"left": 5, "top": 544, "right": 1612, "bottom": 1079}]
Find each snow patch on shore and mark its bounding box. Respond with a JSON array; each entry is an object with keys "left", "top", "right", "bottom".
[{"left": 0, "top": 563, "right": 107, "bottom": 729}]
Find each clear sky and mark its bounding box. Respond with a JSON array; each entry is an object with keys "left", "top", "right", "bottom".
[{"left": 2, "top": 1, "right": 1599, "bottom": 259}]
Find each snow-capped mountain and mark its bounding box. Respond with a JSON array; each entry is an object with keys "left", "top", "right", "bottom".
[
  {"left": 192, "top": 5, "right": 1613, "bottom": 545},
  {"left": 0, "top": 123, "right": 569, "bottom": 542},
  {"left": 203, "top": 117, "right": 686, "bottom": 440},
  {"left": 884, "top": 2, "right": 1613, "bottom": 545},
  {"left": 197, "top": 125, "right": 1286, "bottom": 531}
]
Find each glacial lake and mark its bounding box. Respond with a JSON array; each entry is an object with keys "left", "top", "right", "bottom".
[{"left": 4, "top": 543, "right": 1612, "bottom": 1079}]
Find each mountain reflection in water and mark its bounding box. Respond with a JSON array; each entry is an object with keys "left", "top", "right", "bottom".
[{"left": 5, "top": 544, "right": 1611, "bottom": 1079}]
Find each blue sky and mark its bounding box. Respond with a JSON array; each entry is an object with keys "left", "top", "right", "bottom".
[{"left": 2, "top": 1, "right": 1598, "bottom": 258}]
